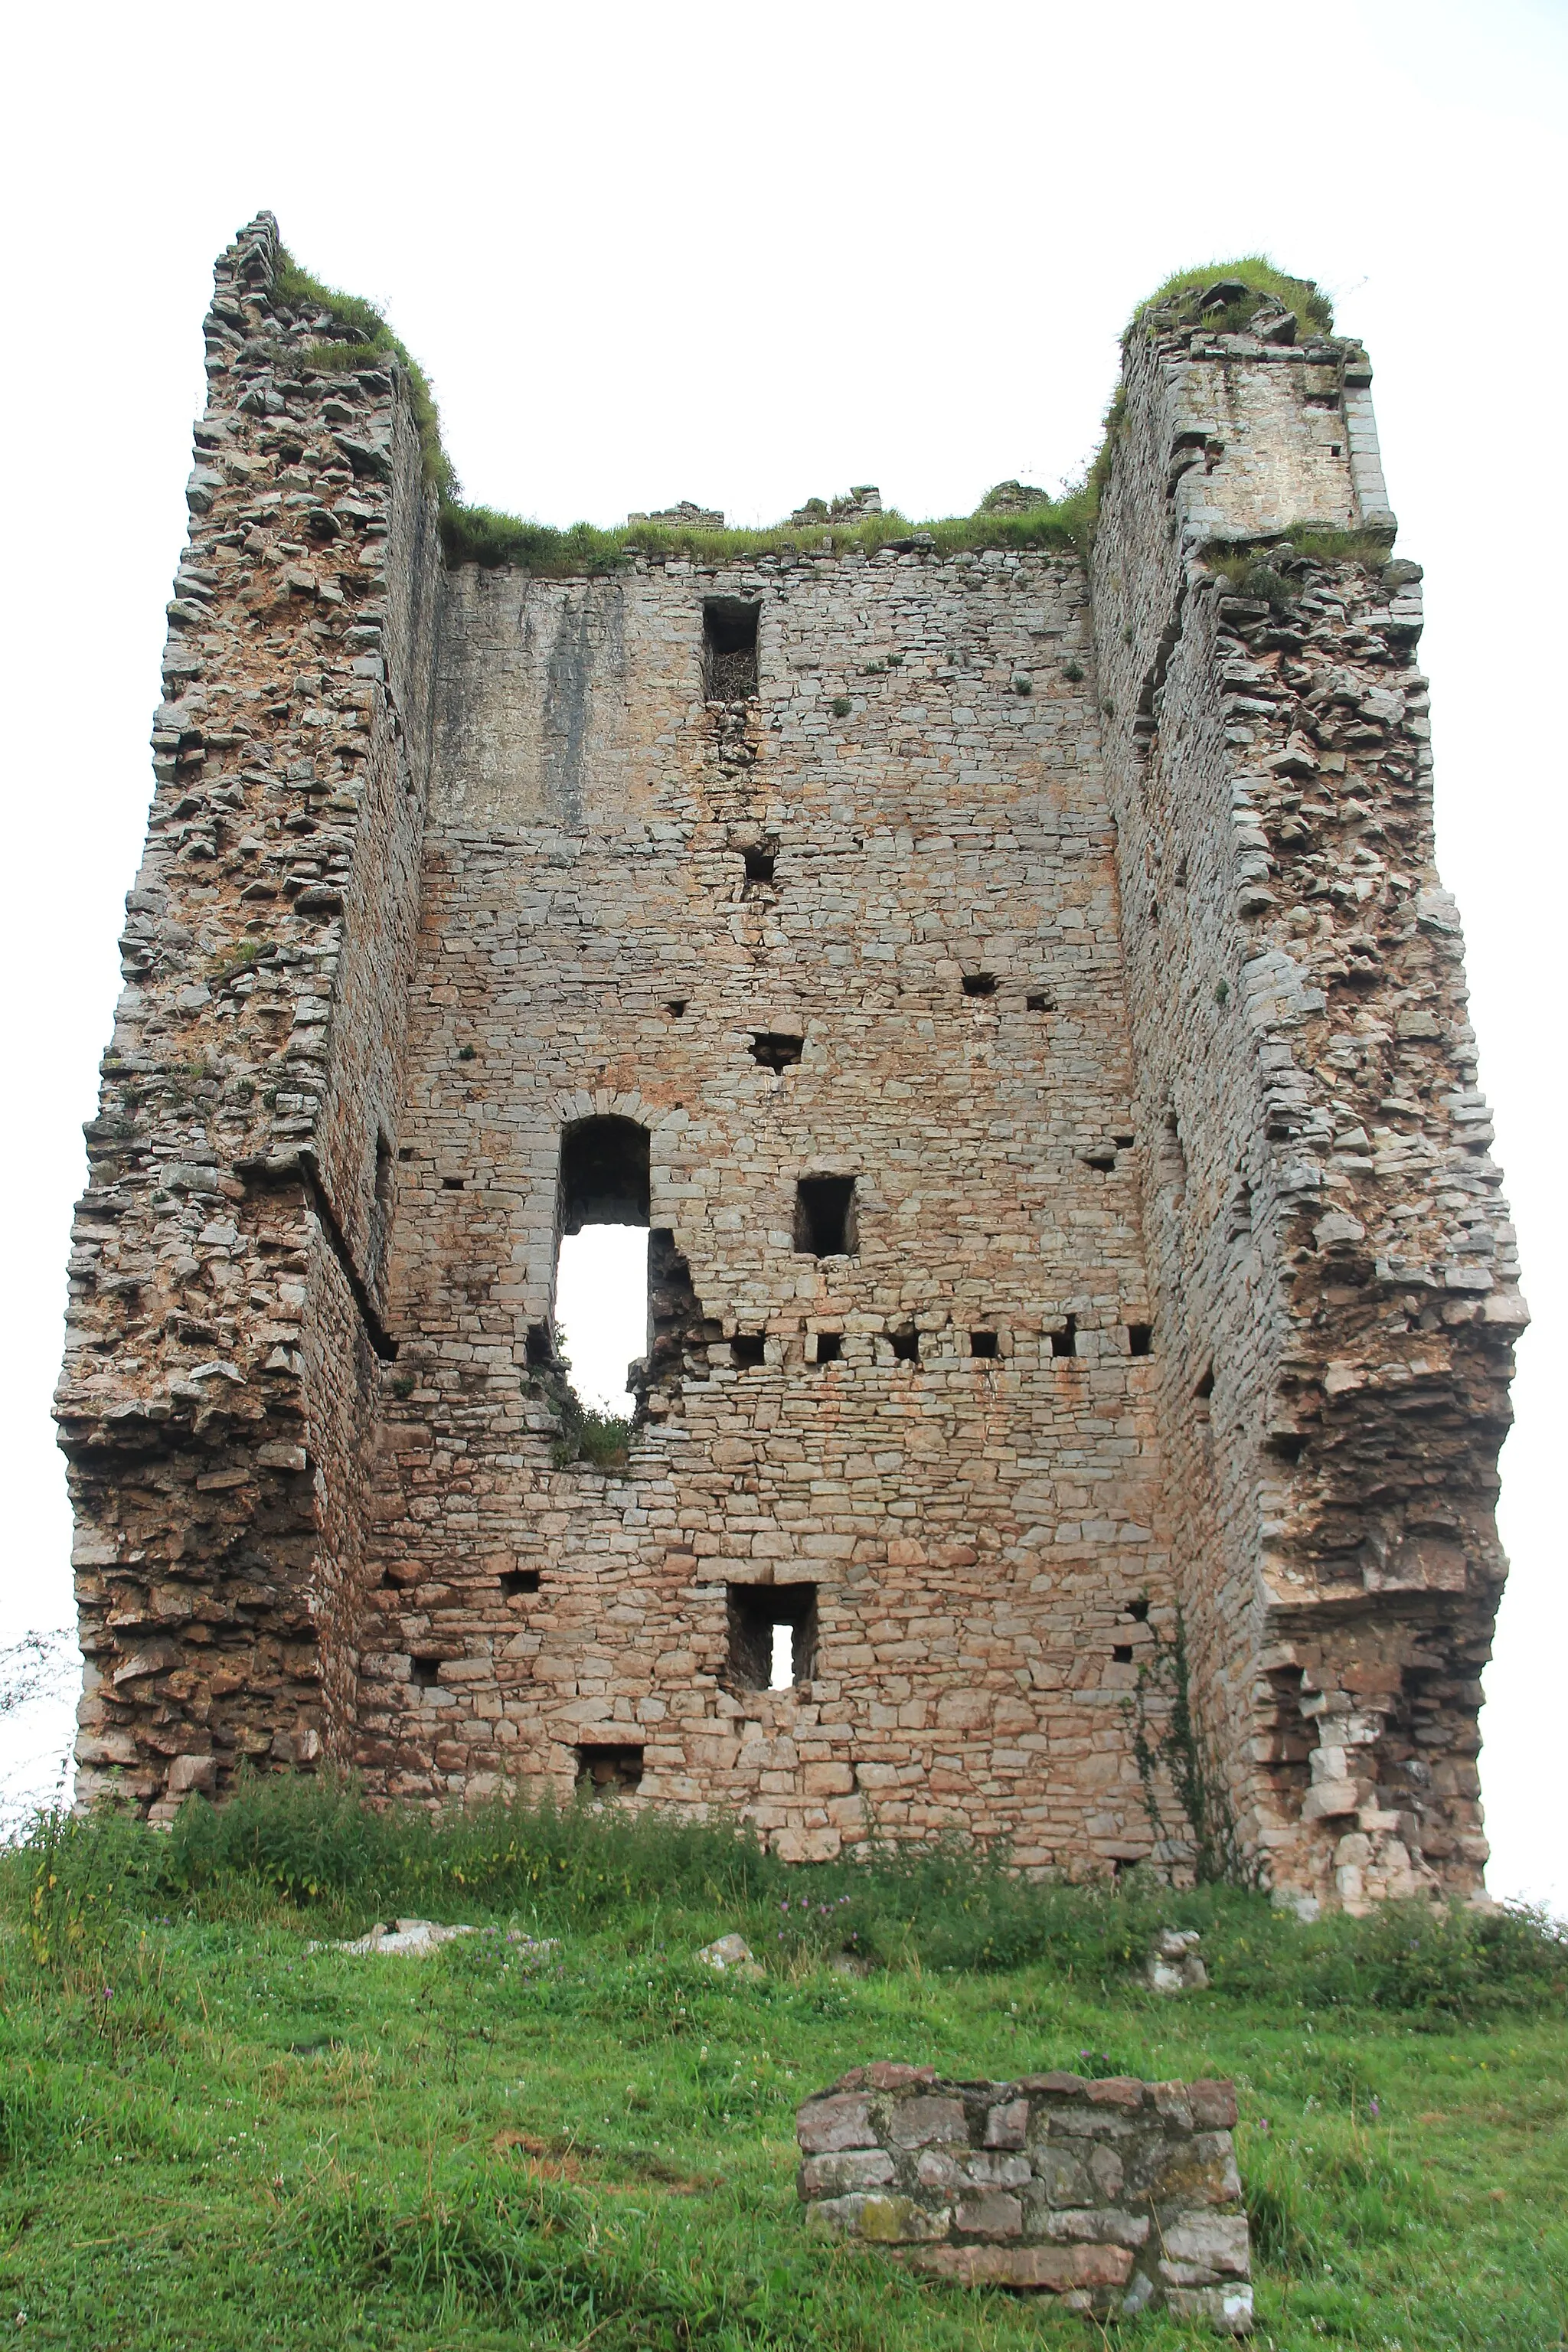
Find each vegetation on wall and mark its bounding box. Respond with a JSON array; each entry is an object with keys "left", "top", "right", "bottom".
[{"left": 267, "top": 245, "right": 1349, "bottom": 582}]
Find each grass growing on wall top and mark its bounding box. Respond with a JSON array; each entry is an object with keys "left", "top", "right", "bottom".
[
  {"left": 272, "top": 249, "right": 457, "bottom": 502},
  {"left": 2, "top": 1784, "right": 1565, "bottom": 2351},
  {"left": 1132, "top": 254, "right": 1336, "bottom": 338}
]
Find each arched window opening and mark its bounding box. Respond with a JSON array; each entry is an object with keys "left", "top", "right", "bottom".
[{"left": 554, "top": 1117, "right": 651, "bottom": 1423}]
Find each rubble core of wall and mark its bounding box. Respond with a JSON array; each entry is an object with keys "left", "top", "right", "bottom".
[
  {"left": 795, "top": 2063, "right": 1252, "bottom": 2333},
  {"left": 1091, "top": 304, "right": 1523, "bottom": 1908},
  {"left": 55, "top": 213, "right": 441, "bottom": 1816}
]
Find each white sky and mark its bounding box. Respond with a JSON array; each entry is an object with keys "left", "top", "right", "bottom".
[{"left": 2, "top": 0, "right": 1563, "bottom": 1905}]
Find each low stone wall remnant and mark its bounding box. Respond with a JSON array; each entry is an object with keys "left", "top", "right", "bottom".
[{"left": 796, "top": 2063, "right": 1251, "bottom": 2333}]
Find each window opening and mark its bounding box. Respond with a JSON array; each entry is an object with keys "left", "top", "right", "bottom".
[
  {"left": 702, "top": 597, "right": 760, "bottom": 699},
  {"left": 1113, "top": 1644, "right": 1134, "bottom": 1664},
  {"left": 1026, "top": 991, "right": 1054, "bottom": 1013},
  {"left": 742, "top": 846, "right": 776, "bottom": 887},
  {"left": 501, "top": 1569, "right": 541, "bottom": 1598},
  {"left": 962, "top": 972, "right": 997, "bottom": 998},
  {"left": 665, "top": 998, "right": 688, "bottom": 1018},
  {"left": 1050, "top": 1315, "right": 1078, "bottom": 1358},
  {"left": 794, "top": 1174, "right": 858, "bottom": 1257},
  {"left": 750, "top": 1032, "right": 803, "bottom": 1072},
  {"left": 410, "top": 1655, "right": 441, "bottom": 1689},
  {"left": 1127, "top": 1323, "right": 1152, "bottom": 1356},
  {"left": 525, "top": 1321, "right": 556, "bottom": 1368},
  {"left": 890, "top": 1327, "right": 920, "bottom": 1361},
  {"left": 969, "top": 1328, "right": 999, "bottom": 1358},
  {"left": 442, "top": 1175, "right": 464, "bottom": 1190},
  {"left": 576, "top": 1743, "right": 644, "bottom": 1794},
  {"left": 1194, "top": 1364, "right": 1215, "bottom": 1400},
  {"left": 813, "top": 1331, "right": 843, "bottom": 1364},
  {"left": 374, "top": 1130, "right": 393, "bottom": 1210},
  {"left": 1128, "top": 1598, "right": 1151, "bottom": 1622},
  {"left": 554, "top": 1116, "right": 654, "bottom": 1427},
  {"left": 727, "top": 1583, "right": 818, "bottom": 1690},
  {"left": 731, "top": 1332, "right": 767, "bottom": 1368}
]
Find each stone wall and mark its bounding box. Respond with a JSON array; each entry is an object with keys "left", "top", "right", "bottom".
[
  {"left": 795, "top": 2063, "right": 1251, "bottom": 2332},
  {"left": 361, "top": 546, "right": 1175, "bottom": 1864},
  {"left": 55, "top": 215, "right": 441, "bottom": 1816},
  {"left": 58, "top": 226, "right": 1518, "bottom": 1905},
  {"left": 1090, "top": 300, "right": 1524, "bottom": 1906}
]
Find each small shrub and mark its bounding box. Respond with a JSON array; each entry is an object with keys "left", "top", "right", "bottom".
[{"left": 829, "top": 696, "right": 853, "bottom": 719}]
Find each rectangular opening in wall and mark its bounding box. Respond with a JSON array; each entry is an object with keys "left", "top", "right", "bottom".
[
  {"left": 742, "top": 845, "right": 776, "bottom": 887},
  {"left": 1127, "top": 1323, "right": 1152, "bottom": 1356},
  {"left": 410, "top": 1655, "right": 441, "bottom": 1689},
  {"left": 526, "top": 1321, "right": 556, "bottom": 1368},
  {"left": 812, "top": 1331, "right": 843, "bottom": 1364},
  {"left": 727, "top": 1582, "right": 819, "bottom": 1690},
  {"left": 969, "top": 1328, "right": 999, "bottom": 1359},
  {"left": 749, "top": 1032, "right": 803, "bottom": 1072},
  {"left": 962, "top": 972, "right": 997, "bottom": 998},
  {"left": 890, "top": 1327, "right": 920, "bottom": 1361},
  {"left": 500, "top": 1569, "right": 541, "bottom": 1598},
  {"left": 1113, "top": 1644, "right": 1134, "bottom": 1663},
  {"left": 1025, "top": 991, "right": 1054, "bottom": 1013},
  {"left": 575, "top": 1743, "right": 644, "bottom": 1795},
  {"left": 1050, "top": 1315, "right": 1078, "bottom": 1358},
  {"left": 703, "top": 598, "right": 760, "bottom": 700},
  {"left": 731, "top": 1331, "right": 766, "bottom": 1367},
  {"left": 794, "top": 1174, "right": 857, "bottom": 1257}
]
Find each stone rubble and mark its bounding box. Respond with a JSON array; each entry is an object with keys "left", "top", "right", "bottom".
[
  {"left": 1146, "top": 1926, "right": 1208, "bottom": 1994},
  {"left": 795, "top": 2063, "right": 1252, "bottom": 2331},
  {"left": 55, "top": 224, "right": 1518, "bottom": 1913}
]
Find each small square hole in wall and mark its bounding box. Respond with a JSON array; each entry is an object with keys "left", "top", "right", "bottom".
[
  {"left": 727, "top": 1583, "right": 818, "bottom": 1690},
  {"left": 665, "top": 998, "right": 688, "bottom": 1018},
  {"left": 1128, "top": 1598, "right": 1150, "bottom": 1622},
  {"left": 890, "top": 1327, "right": 920, "bottom": 1362},
  {"left": 442, "top": 1176, "right": 465, "bottom": 1191},
  {"left": 742, "top": 846, "right": 776, "bottom": 887},
  {"left": 969, "top": 1329, "right": 999, "bottom": 1359},
  {"left": 397, "top": 1145, "right": 416, "bottom": 1162},
  {"left": 410, "top": 1655, "right": 441, "bottom": 1689},
  {"left": 500, "top": 1569, "right": 541, "bottom": 1599},
  {"left": 525, "top": 1321, "right": 556, "bottom": 1369},
  {"left": 731, "top": 1331, "right": 767, "bottom": 1368},
  {"left": 1127, "top": 1323, "right": 1153, "bottom": 1357},
  {"left": 703, "top": 597, "right": 760, "bottom": 699},
  {"left": 576, "top": 1743, "right": 644, "bottom": 1794},
  {"left": 813, "top": 1331, "right": 843, "bottom": 1364},
  {"left": 750, "top": 1032, "right": 803, "bottom": 1072},
  {"left": 1026, "top": 991, "right": 1054, "bottom": 1013},
  {"left": 1113, "top": 1644, "right": 1134, "bottom": 1664},
  {"left": 794, "top": 1174, "right": 858, "bottom": 1257},
  {"left": 962, "top": 972, "right": 998, "bottom": 998},
  {"left": 1051, "top": 1315, "right": 1078, "bottom": 1358}
]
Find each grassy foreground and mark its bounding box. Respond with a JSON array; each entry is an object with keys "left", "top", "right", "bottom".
[{"left": 0, "top": 1784, "right": 1563, "bottom": 2352}]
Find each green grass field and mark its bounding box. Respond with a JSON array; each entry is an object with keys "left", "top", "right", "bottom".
[{"left": 0, "top": 1785, "right": 1563, "bottom": 2351}]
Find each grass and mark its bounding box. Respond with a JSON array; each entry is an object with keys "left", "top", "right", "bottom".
[
  {"left": 1, "top": 1785, "right": 1564, "bottom": 2350},
  {"left": 263, "top": 243, "right": 1350, "bottom": 582},
  {"left": 1132, "top": 258, "right": 1336, "bottom": 340}
]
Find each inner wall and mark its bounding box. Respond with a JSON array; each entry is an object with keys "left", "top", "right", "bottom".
[{"left": 364, "top": 550, "right": 1167, "bottom": 1867}]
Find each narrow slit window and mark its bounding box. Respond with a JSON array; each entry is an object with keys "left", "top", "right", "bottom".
[
  {"left": 703, "top": 597, "right": 760, "bottom": 700},
  {"left": 794, "top": 1174, "right": 858, "bottom": 1257},
  {"left": 1051, "top": 1315, "right": 1078, "bottom": 1358},
  {"left": 1127, "top": 1323, "right": 1152, "bottom": 1357},
  {"left": 727, "top": 1583, "right": 818, "bottom": 1690}
]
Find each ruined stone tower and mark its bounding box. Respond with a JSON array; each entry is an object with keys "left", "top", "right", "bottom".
[{"left": 56, "top": 217, "right": 1526, "bottom": 1912}]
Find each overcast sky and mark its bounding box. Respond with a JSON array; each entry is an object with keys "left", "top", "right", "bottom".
[{"left": 2, "top": 0, "right": 1563, "bottom": 1906}]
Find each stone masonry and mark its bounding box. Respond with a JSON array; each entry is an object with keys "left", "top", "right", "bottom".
[
  {"left": 56, "top": 220, "right": 1522, "bottom": 1910},
  {"left": 795, "top": 2063, "right": 1252, "bottom": 2332}
]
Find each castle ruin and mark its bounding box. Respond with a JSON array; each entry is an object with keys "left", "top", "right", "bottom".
[{"left": 55, "top": 217, "right": 1526, "bottom": 1912}]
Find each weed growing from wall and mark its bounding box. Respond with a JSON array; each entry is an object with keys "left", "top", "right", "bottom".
[{"left": 1125, "top": 1604, "right": 1241, "bottom": 1885}]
